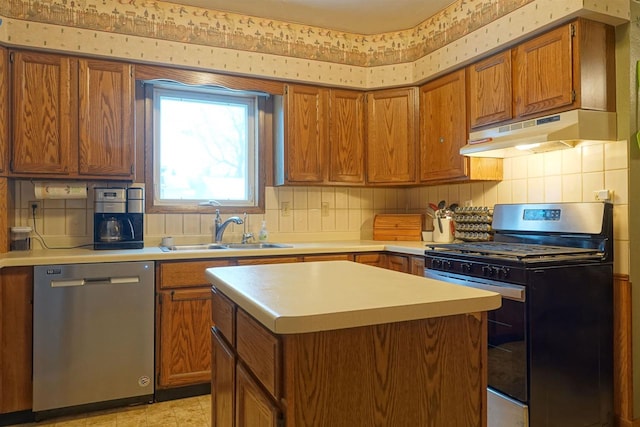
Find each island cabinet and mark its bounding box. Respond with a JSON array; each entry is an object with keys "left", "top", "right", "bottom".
[
  {"left": 512, "top": 18, "right": 615, "bottom": 119},
  {"left": 419, "top": 69, "right": 502, "bottom": 184},
  {"left": 0, "top": 267, "right": 33, "bottom": 415},
  {"left": 10, "top": 50, "right": 135, "bottom": 180},
  {"left": 156, "top": 260, "right": 233, "bottom": 389},
  {"left": 366, "top": 87, "right": 418, "bottom": 185},
  {"left": 209, "top": 261, "right": 498, "bottom": 427}
]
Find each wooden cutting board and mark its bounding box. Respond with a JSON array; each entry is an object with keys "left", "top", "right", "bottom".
[{"left": 373, "top": 214, "right": 424, "bottom": 241}]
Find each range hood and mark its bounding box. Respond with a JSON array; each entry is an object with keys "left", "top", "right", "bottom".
[{"left": 461, "top": 110, "right": 617, "bottom": 158}]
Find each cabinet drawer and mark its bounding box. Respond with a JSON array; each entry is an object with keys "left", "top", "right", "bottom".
[
  {"left": 236, "top": 309, "right": 281, "bottom": 398},
  {"left": 159, "top": 260, "right": 232, "bottom": 289},
  {"left": 212, "top": 287, "right": 235, "bottom": 345}
]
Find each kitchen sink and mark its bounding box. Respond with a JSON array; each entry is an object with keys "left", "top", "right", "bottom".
[
  {"left": 160, "top": 242, "right": 293, "bottom": 252},
  {"left": 160, "top": 243, "right": 229, "bottom": 252},
  {"left": 224, "top": 243, "right": 293, "bottom": 249}
]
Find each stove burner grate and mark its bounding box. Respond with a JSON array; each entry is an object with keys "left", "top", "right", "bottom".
[{"left": 426, "top": 242, "right": 603, "bottom": 260}]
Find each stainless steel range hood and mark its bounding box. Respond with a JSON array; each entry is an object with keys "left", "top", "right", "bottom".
[{"left": 461, "top": 110, "right": 617, "bottom": 158}]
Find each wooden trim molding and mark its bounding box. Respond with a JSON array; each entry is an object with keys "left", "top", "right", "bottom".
[{"left": 614, "top": 273, "right": 634, "bottom": 427}]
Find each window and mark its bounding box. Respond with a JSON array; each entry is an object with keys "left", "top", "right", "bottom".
[{"left": 150, "top": 83, "right": 262, "bottom": 210}]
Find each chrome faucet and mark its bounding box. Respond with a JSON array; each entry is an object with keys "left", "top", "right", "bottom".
[
  {"left": 214, "top": 209, "right": 243, "bottom": 243},
  {"left": 241, "top": 212, "right": 254, "bottom": 244}
]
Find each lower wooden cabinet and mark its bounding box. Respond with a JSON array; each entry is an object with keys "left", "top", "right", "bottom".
[
  {"left": 0, "top": 266, "right": 33, "bottom": 414},
  {"left": 211, "top": 329, "right": 235, "bottom": 427},
  {"left": 235, "top": 363, "right": 280, "bottom": 427}
]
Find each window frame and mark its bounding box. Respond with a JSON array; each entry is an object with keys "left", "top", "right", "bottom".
[{"left": 142, "top": 80, "right": 270, "bottom": 215}]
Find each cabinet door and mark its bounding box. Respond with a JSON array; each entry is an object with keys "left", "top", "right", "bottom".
[
  {"left": 78, "top": 59, "right": 134, "bottom": 177},
  {"left": 327, "top": 89, "right": 365, "bottom": 184},
  {"left": 366, "top": 88, "right": 417, "bottom": 184},
  {"left": 386, "top": 254, "right": 409, "bottom": 273},
  {"left": 0, "top": 47, "right": 8, "bottom": 175},
  {"left": 212, "top": 329, "right": 235, "bottom": 427},
  {"left": 236, "top": 363, "right": 279, "bottom": 427},
  {"left": 0, "top": 267, "right": 33, "bottom": 413},
  {"left": 419, "top": 69, "right": 467, "bottom": 182},
  {"left": 158, "top": 288, "right": 212, "bottom": 388},
  {"left": 513, "top": 23, "right": 573, "bottom": 117},
  {"left": 410, "top": 256, "right": 425, "bottom": 276},
  {"left": 11, "top": 51, "right": 76, "bottom": 175},
  {"left": 355, "top": 253, "right": 387, "bottom": 268},
  {"left": 282, "top": 84, "right": 326, "bottom": 183},
  {"left": 468, "top": 51, "right": 512, "bottom": 129}
]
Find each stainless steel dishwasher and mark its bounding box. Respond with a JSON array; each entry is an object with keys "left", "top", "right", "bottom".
[{"left": 33, "top": 261, "right": 154, "bottom": 413}]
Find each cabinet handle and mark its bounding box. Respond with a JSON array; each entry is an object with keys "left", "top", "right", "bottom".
[{"left": 439, "top": 137, "right": 445, "bottom": 143}]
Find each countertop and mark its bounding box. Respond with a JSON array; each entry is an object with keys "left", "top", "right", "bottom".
[
  {"left": 205, "top": 260, "right": 501, "bottom": 334},
  {"left": 0, "top": 240, "right": 431, "bottom": 268}
]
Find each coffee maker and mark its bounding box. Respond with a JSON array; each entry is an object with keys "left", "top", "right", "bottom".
[{"left": 94, "top": 187, "right": 144, "bottom": 250}]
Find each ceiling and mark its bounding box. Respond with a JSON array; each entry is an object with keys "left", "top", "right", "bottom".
[{"left": 167, "top": 0, "right": 456, "bottom": 34}]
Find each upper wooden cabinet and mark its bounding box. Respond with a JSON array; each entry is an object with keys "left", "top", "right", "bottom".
[
  {"left": 420, "top": 70, "right": 502, "bottom": 183},
  {"left": 327, "top": 89, "right": 365, "bottom": 185},
  {"left": 467, "top": 51, "right": 513, "bottom": 129},
  {"left": 513, "top": 18, "right": 615, "bottom": 119},
  {"left": 0, "top": 47, "right": 8, "bottom": 176},
  {"left": 10, "top": 51, "right": 135, "bottom": 180},
  {"left": 366, "top": 87, "right": 417, "bottom": 185},
  {"left": 275, "top": 84, "right": 326, "bottom": 184}
]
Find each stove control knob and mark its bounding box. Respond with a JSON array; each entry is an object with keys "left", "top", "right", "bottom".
[
  {"left": 495, "top": 266, "right": 510, "bottom": 279},
  {"left": 431, "top": 259, "right": 442, "bottom": 269},
  {"left": 443, "top": 260, "right": 452, "bottom": 270},
  {"left": 482, "top": 265, "right": 495, "bottom": 277},
  {"left": 461, "top": 263, "right": 473, "bottom": 273}
]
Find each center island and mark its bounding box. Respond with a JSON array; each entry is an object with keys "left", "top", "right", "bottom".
[{"left": 205, "top": 260, "right": 501, "bottom": 427}]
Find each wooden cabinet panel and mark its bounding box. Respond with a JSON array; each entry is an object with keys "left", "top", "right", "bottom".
[
  {"left": 78, "top": 59, "right": 134, "bottom": 177},
  {"left": 212, "top": 288, "right": 235, "bottom": 345},
  {"left": 410, "top": 256, "right": 425, "bottom": 276},
  {"left": 327, "top": 89, "right": 365, "bottom": 184},
  {"left": 159, "top": 259, "right": 234, "bottom": 289},
  {"left": 0, "top": 266, "right": 33, "bottom": 413},
  {"left": 236, "top": 309, "right": 281, "bottom": 399},
  {"left": 212, "top": 329, "right": 235, "bottom": 427},
  {"left": 0, "top": 47, "right": 8, "bottom": 175},
  {"left": 513, "top": 23, "right": 573, "bottom": 117},
  {"left": 366, "top": 88, "right": 417, "bottom": 184},
  {"left": 355, "top": 253, "right": 387, "bottom": 268},
  {"left": 302, "top": 254, "right": 353, "bottom": 262},
  {"left": 419, "top": 69, "right": 467, "bottom": 182},
  {"left": 468, "top": 50, "right": 512, "bottom": 129},
  {"left": 11, "top": 51, "right": 76, "bottom": 175},
  {"left": 236, "top": 257, "right": 299, "bottom": 265},
  {"left": 280, "top": 84, "right": 325, "bottom": 183},
  {"left": 157, "top": 288, "right": 212, "bottom": 388},
  {"left": 236, "top": 363, "right": 279, "bottom": 427},
  {"left": 386, "top": 254, "right": 409, "bottom": 273}
]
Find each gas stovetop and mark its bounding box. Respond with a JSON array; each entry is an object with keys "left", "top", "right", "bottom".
[{"left": 426, "top": 242, "right": 604, "bottom": 261}]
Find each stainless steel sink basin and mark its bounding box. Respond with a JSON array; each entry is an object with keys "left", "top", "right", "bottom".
[
  {"left": 160, "top": 242, "right": 292, "bottom": 252},
  {"left": 160, "top": 243, "right": 228, "bottom": 252},
  {"left": 224, "top": 243, "right": 293, "bottom": 249}
]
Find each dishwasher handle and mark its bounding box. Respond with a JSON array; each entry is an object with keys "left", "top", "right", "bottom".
[{"left": 50, "top": 276, "right": 141, "bottom": 287}]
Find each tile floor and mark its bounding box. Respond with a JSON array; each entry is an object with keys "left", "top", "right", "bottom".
[{"left": 11, "top": 395, "right": 211, "bottom": 427}]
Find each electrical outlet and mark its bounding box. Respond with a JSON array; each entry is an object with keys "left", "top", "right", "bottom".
[
  {"left": 321, "top": 202, "right": 330, "bottom": 217},
  {"left": 281, "top": 201, "right": 291, "bottom": 217},
  {"left": 594, "top": 189, "right": 612, "bottom": 201},
  {"left": 29, "top": 201, "right": 42, "bottom": 219}
]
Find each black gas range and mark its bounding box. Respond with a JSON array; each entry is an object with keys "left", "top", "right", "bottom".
[{"left": 424, "top": 202, "right": 613, "bottom": 427}]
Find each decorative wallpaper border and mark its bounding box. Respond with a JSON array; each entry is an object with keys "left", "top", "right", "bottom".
[{"left": 1, "top": 0, "right": 535, "bottom": 67}]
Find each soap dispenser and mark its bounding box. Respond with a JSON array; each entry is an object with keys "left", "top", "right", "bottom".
[{"left": 258, "top": 220, "right": 269, "bottom": 242}]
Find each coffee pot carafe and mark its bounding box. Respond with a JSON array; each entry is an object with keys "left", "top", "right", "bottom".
[{"left": 99, "top": 217, "right": 123, "bottom": 242}]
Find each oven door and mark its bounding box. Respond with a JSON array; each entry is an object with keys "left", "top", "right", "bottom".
[{"left": 424, "top": 268, "right": 529, "bottom": 427}]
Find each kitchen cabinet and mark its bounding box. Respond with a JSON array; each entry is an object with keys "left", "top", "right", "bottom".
[
  {"left": 275, "top": 84, "right": 326, "bottom": 185},
  {"left": 327, "top": 89, "right": 365, "bottom": 185},
  {"left": 467, "top": 50, "right": 512, "bottom": 129},
  {"left": 386, "top": 254, "right": 409, "bottom": 273},
  {"left": 420, "top": 69, "right": 502, "bottom": 183},
  {"left": 236, "top": 256, "right": 299, "bottom": 265},
  {"left": 156, "top": 260, "right": 232, "bottom": 389},
  {"left": 513, "top": 18, "right": 615, "bottom": 118},
  {"left": 275, "top": 85, "right": 365, "bottom": 186},
  {"left": 366, "top": 87, "right": 417, "bottom": 184},
  {"left": 0, "top": 47, "right": 8, "bottom": 175},
  {"left": 0, "top": 267, "right": 33, "bottom": 414},
  {"left": 302, "top": 254, "right": 353, "bottom": 262},
  {"left": 355, "top": 252, "right": 387, "bottom": 268},
  {"left": 410, "top": 256, "right": 425, "bottom": 276},
  {"left": 10, "top": 50, "right": 135, "bottom": 180}
]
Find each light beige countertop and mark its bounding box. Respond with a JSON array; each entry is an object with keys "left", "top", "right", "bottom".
[
  {"left": 0, "top": 240, "right": 431, "bottom": 268},
  {"left": 205, "top": 260, "right": 501, "bottom": 334}
]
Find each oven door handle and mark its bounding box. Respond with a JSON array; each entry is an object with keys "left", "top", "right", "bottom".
[{"left": 424, "top": 269, "right": 525, "bottom": 302}]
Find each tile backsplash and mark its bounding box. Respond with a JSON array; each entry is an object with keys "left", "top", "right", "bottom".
[{"left": 12, "top": 140, "right": 629, "bottom": 273}]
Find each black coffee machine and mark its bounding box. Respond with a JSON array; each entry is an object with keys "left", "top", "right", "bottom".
[{"left": 94, "top": 187, "right": 144, "bottom": 250}]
